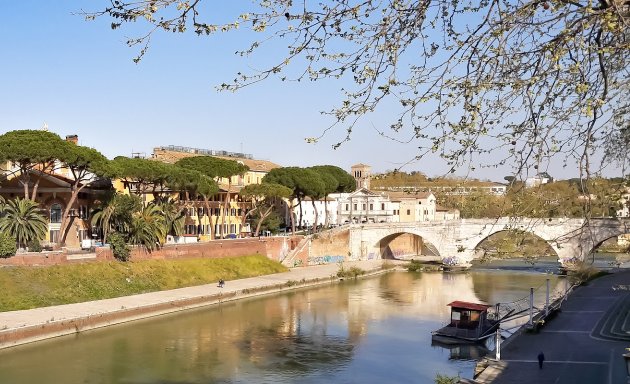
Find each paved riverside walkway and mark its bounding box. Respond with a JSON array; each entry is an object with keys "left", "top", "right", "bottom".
[
  {"left": 0, "top": 260, "right": 389, "bottom": 349},
  {"left": 474, "top": 269, "right": 630, "bottom": 384}
]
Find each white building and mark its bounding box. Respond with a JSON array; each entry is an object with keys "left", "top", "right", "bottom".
[
  {"left": 616, "top": 188, "right": 630, "bottom": 218},
  {"left": 525, "top": 172, "right": 553, "bottom": 188}
]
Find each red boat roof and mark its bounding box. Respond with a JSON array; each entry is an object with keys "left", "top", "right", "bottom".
[{"left": 447, "top": 301, "right": 491, "bottom": 311}]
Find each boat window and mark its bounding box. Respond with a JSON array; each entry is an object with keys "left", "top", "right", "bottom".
[{"left": 451, "top": 312, "right": 461, "bottom": 321}]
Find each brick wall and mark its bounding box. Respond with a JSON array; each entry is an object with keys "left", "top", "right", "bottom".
[
  {"left": 1, "top": 236, "right": 308, "bottom": 267},
  {"left": 0, "top": 252, "right": 69, "bottom": 266},
  {"left": 96, "top": 237, "right": 306, "bottom": 263}
]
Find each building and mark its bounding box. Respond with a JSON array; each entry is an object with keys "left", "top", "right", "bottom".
[
  {"left": 525, "top": 172, "right": 553, "bottom": 188},
  {"left": 351, "top": 163, "right": 371, "bottom": 190},
  {"left": 291, "top": 163, "right": 460, "bottom": 226},
  {"left": 0, "top": 134, "right": 111, "bottom": 248},
  {"left": 151, "top": 145, "right": 281, "bottom": 239},
  {"left": 0, "top": 169, "right": 110, "bottom": 248},
  {"left": 616, "top": 188, "right": 630, "bottom": 218},
  {"left": 387, "top": 191, "right": 436, "bottom": 222}
]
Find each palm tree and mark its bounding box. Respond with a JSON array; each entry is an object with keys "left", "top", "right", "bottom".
[
  {"left": 129, "top": 203, "right": 166, "bottom": 251},
  {"left": 0, "top": 198, "right": 47, "bottom": 249},
  {"left": 91, "top": 193, "right": 141, "bottom": 243},
  {"left": 155, "top": 197, "right": 186, "bottom": 239}
]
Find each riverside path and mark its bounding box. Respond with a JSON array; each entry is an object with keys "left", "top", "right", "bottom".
[{"left": 474, "top": 269, "right": 630, "bottom": 384}]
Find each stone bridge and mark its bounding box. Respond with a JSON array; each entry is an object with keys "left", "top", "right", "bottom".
[{"left": 347, "top": 217, "right": 630, "bottom": 266}]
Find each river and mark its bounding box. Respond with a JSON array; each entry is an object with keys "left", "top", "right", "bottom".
[{"left": 0, "top": 260, "right": 583, "bottom": 384}]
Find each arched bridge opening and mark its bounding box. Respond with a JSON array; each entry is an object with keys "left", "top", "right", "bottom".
[
  {"left": 471, "top": 230, "right": 559, "bottom": 268},
  {"left": 583, "top": 233, "right": 630, "bottom": 268},
  {"left": 377, "top": 232, "right": 440, "bottom": 261}
]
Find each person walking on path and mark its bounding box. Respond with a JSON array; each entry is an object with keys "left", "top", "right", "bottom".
[{"left": 537, "top": 351, "right": 545, "bottom": 369}]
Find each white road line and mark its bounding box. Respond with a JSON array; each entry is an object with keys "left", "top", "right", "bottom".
[
  {"left": 562, "top": 310, "right": 604, "bottom": 313},
  {"left": 540, "top": 330, "right": 591, "bottom": 333},
  {"left": 503, "top": 359, "right": 607, "bottom": 365}
]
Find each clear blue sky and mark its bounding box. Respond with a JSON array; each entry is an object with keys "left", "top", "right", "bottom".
[{"left": 0, "top": 2, "right": 613, "bottom": 182}]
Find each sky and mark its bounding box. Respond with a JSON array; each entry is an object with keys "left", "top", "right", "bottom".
[{"left": 0, "top": 2, "right": 620, "bottom": 183}]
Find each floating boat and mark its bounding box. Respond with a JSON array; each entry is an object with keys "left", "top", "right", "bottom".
[{"left": 431, "top": 301, "right": 502, "bottom": 344}]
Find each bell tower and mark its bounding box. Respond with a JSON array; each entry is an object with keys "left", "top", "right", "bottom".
[{"left": 351, "top": 163, "right": 371, "bottom": 190}]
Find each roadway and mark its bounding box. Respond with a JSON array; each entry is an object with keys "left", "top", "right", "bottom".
[{"left": 474, "top": 269, "right": 630, "bottom": 384}]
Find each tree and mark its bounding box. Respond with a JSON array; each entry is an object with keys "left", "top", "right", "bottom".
[
  {"left": 156, "top": 197, "right": 186, "bottom": 238},
  {"left": 87, "top": 2, "right": 629, "bottom": 186},
  {"left": 110, "top": 157, "right": 178, "bottom": 198},
  {"left": 309, "top": 165, "right": 355, "bottom": 226},
  {"left": 240, "top": 182, "right": 292, "bottom": 236},
  {"left": 306, "top": 167, "right": 334, "bottom": 230},
  {"left": 176, "top": 156, "right": 248, "bottom": 238},
  {"left": 0, "top": 130, "right": 69, "bottom": 200},
  {"left": 0, "top": 198, "right": 48, "bottom": 249},
  {"left": 129, "top": 203, "right": 167, "bottom": 251},
  {"left": 56, "top": 144, "right": 110, "bottom": 245},
  {"left": 263, "top": 167, "right": 325, "bottom": 233},
  {"left": 91, "top": 193, "right": 142, "bottom": 243}
]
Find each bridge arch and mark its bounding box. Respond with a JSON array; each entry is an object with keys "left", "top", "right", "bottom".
[
  {"left": 470, "top": 229, "right": 559, "bottom": 263},
  {"left": 375, "top": 231, "right": 441, "bottom": 260}
]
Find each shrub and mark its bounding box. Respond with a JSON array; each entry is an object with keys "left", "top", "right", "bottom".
[
  {"left": 27, "top": 239, "right": 42, "bottom": 253},
  {"left": 108, "top": 232, "right": 130, "bottom": 261},
  {"left": 337, "top": 266, "right": 365, "bottom": 279},
  {"left": 407, "top": 259, "right": 424, "bottom": 272},
  {"left": 435, "top": 374, "right": 460, "bottom": 384},
  {"left": 0, "top": 232, "right": 17, "bottom": 258}
]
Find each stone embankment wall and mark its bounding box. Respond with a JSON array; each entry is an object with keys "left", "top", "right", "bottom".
[
  {"left": 0, "top": 237, "right": 304, "bottom": 267},
  {"left": 304, "top": 230, "right": 351, "bottom": 266},
  {"left": 300, "top": 231, "right": 428, "bottom": 266}
]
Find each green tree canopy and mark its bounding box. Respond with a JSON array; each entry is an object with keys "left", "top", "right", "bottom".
[
  {"left": 0, "top": 130, "right": 71, "bottom": 199},
  {"left": 111, "top": 157, "right": 178, "bottom": 197},
  {"left": 241, "top": 182, "right": 292, "bottom": 236}
]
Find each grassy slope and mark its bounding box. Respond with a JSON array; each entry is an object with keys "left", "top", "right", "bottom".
[{"left": 0, "top": 255, "right": 287, "bottom": 312}]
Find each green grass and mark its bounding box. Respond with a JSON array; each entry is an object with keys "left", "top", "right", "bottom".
[{"left": 0, "top": 255, "right": 287, "bottom": 312}]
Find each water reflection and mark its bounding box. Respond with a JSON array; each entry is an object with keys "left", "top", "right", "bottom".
[{"left": 0, "top": 270, "right": 565, "bottom": 383}]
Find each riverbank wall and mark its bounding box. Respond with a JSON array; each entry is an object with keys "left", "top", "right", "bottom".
[
  {"left": 0, "top": 260, "right": 396, "bottom": 350},
  {"left": 0, "top": 237, "right": 304, "bottom": 267}
]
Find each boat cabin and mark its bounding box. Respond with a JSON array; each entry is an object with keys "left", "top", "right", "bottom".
[
  {"left": 432, "top": 300, "right": 500, "bottom": 344},
  {"left": 447, "top": 301, "right": 491, "bottom": 330}
]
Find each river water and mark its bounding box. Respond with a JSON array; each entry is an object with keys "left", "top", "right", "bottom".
[{"left": 0, "top": 261, "right": 581, "bottom": 384}]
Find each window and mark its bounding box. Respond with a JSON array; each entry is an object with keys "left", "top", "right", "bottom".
[
  {"left": 230, "top": 208, "right": 236, "bottom": 216},
  {"left": 369, "top": 204, "right": 373, "bottom": 210},
  {"left": 381, "top": 203, "right": 385, "bottom": 210},
  {"left": 345, "top": 204, "right": 349, "bottom": 211},
  {"left": 353, "top": 204, "right": 357, "bottom": 210},
  {"left": 362, "top": 204, "right": 366, "bottom": 210},
  {"left": 230, "top": 224, "right": 236, "bottom": 233},
  {"left": 407, "top": 209, "right": 411, "bottom": 215},
  {"left": 50, "top": 203, "right": 62, "bottom": 223}
]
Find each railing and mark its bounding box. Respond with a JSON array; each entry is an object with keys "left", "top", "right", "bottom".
[{"left": 156, "top": 145, "right": 253, "bottom": 160}]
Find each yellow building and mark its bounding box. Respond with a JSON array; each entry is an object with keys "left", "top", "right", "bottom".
[{"left": 150, "top": 146, "right": 281, "bottom": 239}]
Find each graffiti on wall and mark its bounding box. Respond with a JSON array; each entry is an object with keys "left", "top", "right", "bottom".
[
  {"left": 278, "top": 238, "right": 290, "bottom": 261},
  {"left": 367, "top": 252, "right": 376, "bottom": 260},
  {"left": 308, "top": 255, "right": 345, "bottom": 265}
]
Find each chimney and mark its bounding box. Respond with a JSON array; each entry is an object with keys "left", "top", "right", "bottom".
[{"left": 65, "top": 135, "right": 78, "bottom": 145}]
